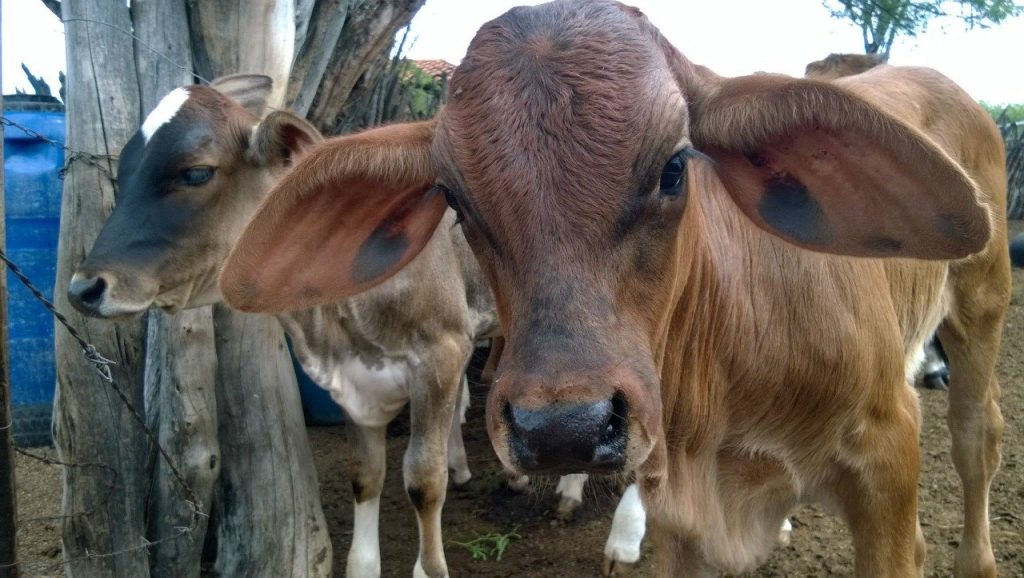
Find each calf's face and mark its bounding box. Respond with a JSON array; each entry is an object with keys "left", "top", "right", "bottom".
[
  {"left": 68, "top": 75, "right": 319, "bottom": 317},
  {"left": 219, "top": 0, "right": 989, "bottom": 477}
]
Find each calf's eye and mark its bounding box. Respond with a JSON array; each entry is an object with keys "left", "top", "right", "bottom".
[
  {"left": 181, "top": 166, "right": 215, "bottom": 187},
  {"left": 659, "top": 151, "right": 686, "bottom": 197},
  {"left": 439, "top": 184, "right": 465, "bottom": 224}
]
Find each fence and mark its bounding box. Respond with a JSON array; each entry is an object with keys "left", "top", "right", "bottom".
[{"left": 997, "top": 110, "right": 1024, "bottom": 220}]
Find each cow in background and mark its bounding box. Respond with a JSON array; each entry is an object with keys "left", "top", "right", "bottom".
[{"left": 807, "top": 53, "right": 953, "bottom": 391}]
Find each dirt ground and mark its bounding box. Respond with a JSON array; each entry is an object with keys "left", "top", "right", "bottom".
[{"left": 12, "top": 221, "right": 1024, "bottom": 577}]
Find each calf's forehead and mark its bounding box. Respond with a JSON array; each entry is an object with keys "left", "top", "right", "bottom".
[
  {"left": 439, "top": 0, "right": 686, "bottom": 210},
  {"left": 123, "top": 86, "right": 252, "bottom": 181}
]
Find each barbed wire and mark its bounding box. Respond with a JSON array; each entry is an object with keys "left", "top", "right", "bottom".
[
  {"left": 2, "top": 14, "right": 219, "bottom": 573},
  {"left": 0, "top": 246, "right": 202, "bottom": 517},
  {"left": 1, "top": 115, "right": 117, "bottom": 183},
  {"left": 1, "top": 116, "right": 205, "bottom": 566}
]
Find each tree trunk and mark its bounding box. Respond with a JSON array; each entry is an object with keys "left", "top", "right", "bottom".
[
  {"left": 209, "top": 307, "right": 330, "bottom": 577},
  {"left": 185, "top": 2, "right": 331, "bottom": 575},
  {"left": 52, "top": 1, "right": 150, "bottom": 576},
  {"left": 142, "top": 310, "right": 218, "bottom": 577},
  {"left": 289, "top": 0, "right": 425, "bottom": 133},
  {"left": 130, "top": 3, "right": 220, "bottom": 576},
  {"left": 288, "top": 0, "right": 352, "bottom": 118},
  {"left": 187, "top": 0, "right": 295, "bottom": 110}
]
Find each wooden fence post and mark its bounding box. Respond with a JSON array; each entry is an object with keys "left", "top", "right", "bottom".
[
  {"left": 130, "top": 2, "right": 221, "bottom": 576},
  {"left": 52, "top": 1, "right": 150, "bottom": 576},
  {"left": 187, "top": 2, "right": 332, "bottom": 575},
  {"left": 0, "top": 2, "right": 21, "bottom": 571}
]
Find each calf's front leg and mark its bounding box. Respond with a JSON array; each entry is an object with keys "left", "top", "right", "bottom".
[
  {"left": 405, "top": 336, "right": 473, "bottom": 578},
  {"left": 345, "top": 424, "right": 388, "bottom": 578}
]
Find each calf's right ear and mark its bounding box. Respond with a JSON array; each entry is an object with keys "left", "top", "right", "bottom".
[
  {"left": 219, "top": 120, "right": 444, "bottom": 314},
  {"left": 209, "top": 74, "right": 273, "bottom": 116}
]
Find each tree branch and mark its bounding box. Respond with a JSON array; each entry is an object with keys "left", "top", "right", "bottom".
[{"left": 40, "top": 0, "right": 61, "bottom": 19}]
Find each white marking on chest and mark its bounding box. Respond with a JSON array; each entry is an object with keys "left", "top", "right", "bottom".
[
  {"left": 141, "top": 87, "right": 190, "bottom": 143},
  {"left": 325, "top": 356, "right": 413, "bottom": 427}
]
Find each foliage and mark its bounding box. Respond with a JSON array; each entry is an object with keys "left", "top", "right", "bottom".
[
  {"left": 402, "top": 63, "right": 448, "bottom": 119},
  {"left": 824, "top": 0, "right": 1023, "bottom": 56},
  {"left": 980, "top": 101, "right": 1024, "bottom": 123},
  {"left": 449, "top": 528, "right": 522, "bottom": 562}
]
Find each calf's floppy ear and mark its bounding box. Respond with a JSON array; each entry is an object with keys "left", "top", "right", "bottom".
[
  {"left": 691, "top": 75, "right": 991, "bottom": 260},
  {"left": 219, "top": 120, "right": 443, "bottom": 313},
  {"left": 248, "top": 111, "right": 322, "bottom": 167}
]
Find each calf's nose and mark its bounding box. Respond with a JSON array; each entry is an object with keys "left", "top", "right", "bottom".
[
  {"left": 504, "top": 393, "right": 628, "bottom": 473},
  {"left": 67, "top": 273, "right": 108, "bottom": 315}
]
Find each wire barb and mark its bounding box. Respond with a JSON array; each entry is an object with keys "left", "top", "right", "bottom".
[{"left": 1, "top": 115, "right": 118, "bottom": 182}]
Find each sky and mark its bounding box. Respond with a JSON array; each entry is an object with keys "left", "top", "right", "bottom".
[{"left": 4, "top": 0, "right": 1024, "bottom": 104}]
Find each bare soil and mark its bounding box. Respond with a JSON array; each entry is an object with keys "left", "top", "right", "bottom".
[{"left": 13, "top": 221, "right": 1024, "bottom": 577}]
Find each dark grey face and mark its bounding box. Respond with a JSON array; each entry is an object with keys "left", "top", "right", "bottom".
[{"left": 68, "top": 86, "right": 269, "bottom": 317}]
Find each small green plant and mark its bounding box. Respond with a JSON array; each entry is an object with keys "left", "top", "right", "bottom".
[{"left": 449, "top": 527, "right": 522, "bottom": 561}]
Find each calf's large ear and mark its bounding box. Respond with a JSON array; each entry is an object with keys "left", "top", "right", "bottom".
[
  {"left": 219, "top": 121, "right": 443, "bottom": 313},
  {"left": 210, "top": 74, "right": 273, "bottom": 116},
  {"left": 691, "top": 75, "right": 991, "bottom": 260}
]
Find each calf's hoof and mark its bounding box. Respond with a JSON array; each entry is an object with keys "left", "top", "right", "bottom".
[
  {"left": 450, "top": 468, "right": 472, "bottom": 488},
  {"left": 506, "top": 474, "right": 531, "bottom": 493},
  {"left": 413, "top": 558, "right": 449, "bottom": 578},
  {"left": 557, "top": 495, "right": 583, "bottom": 521},
  {"left": 346, "top": 554, "right": 381, "bottom": 578},
  {"left": 603, "top": 556, "right": 636, "bottom": 576}
]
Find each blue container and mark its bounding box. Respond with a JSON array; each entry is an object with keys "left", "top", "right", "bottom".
[
  {"left": 288, "top": 338, "right": 344, "bottom": 425},
  {"left": 3, "top": 96, "right": 65, "bottom": 446}
]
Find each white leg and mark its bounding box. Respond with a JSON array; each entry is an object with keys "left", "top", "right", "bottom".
[
  {"left": 603, "top": 483, "right": 646, "bottom": 576},
  {"left": 446, "top": 377, "right": 472, "bottom": 486},
  {"left": 778, "top": 517, "right": 793, "bottom": 546},
  {"left": 346, "top": 424, "right": 387, "bottom": 578},
  {"left": 556, "top": 473, "right": 588, "bottom": 519}
]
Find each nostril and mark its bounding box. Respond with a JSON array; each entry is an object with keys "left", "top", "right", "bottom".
[
  {"left": 600, "top": 391, "right": 628, "bottom": 445},
  {"left": 594, "top": 392, "right": 628, "bottom": 468},
  {"left": 79, "top": 277, "right": 107, "bottom": 304},
  {"left": 69, "top": 275, "right": 108, "bottom": 310},
  {"left": 503, "top": 402, "right": 538, "bottom": 470}
]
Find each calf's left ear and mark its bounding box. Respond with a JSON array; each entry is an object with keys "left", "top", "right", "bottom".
[
  {"left": 248, "top": 111, "right": 322, "bottom": 167},
  {"left": 692, "top": 75, "right": 991, "bottom": 260},
  {"left": 219, "top": 120, "right": 443, "bottom": 314}
]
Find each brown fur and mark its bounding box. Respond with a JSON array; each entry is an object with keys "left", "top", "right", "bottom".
[
  {"left": 207, "top": 3, "right": 1009, "bottom": 575},
  {"left": 270, "top": 2, "right": 1008, "bottom": 576},
  {"left": 436, "top": 4, "right": 1008, "bottom": 576}
]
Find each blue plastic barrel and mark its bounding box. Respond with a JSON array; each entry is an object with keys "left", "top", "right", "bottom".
[
  {"left": 287, "top": 338, "right": 344, "bottom": 425},
  {"left": 3, "top": 95, "right": 65, "bottom": 446}
]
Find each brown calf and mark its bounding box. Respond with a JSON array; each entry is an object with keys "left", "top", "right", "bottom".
[
  {"left": 220, "top": 2, "right": 1010, "bottom": 576},
  {"left": 66, "top": 77, "right": 498, "bottom": 577}
]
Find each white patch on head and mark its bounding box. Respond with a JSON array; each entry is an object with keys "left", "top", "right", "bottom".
[{"left": 142, "top": 87, "right": 190, "bottom": 143}]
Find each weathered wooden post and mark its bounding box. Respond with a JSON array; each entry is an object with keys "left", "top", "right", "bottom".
[
  {"left": 0, "top": 4, "right": 21, "bottom": 572},
  {"left": 52, "top": 1, "right": 150, "bottom": 576},
  {"left": 185, "top": 3, "right": 332, "bottom": 575},
  {"left": 130, "top": 2, "right": 221, "bottom": 575}
]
